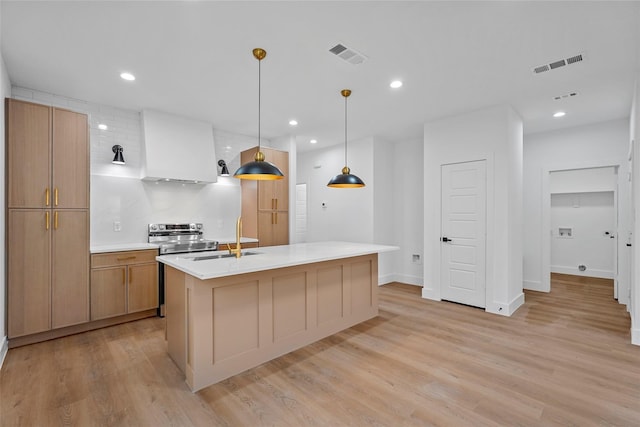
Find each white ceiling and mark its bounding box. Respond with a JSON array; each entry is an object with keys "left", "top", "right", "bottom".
[{"left": 2, "top": 1, "right": 639, "bottom": 153}]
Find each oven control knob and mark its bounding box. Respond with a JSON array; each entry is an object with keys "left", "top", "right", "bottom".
[
  {"left": 196, "top": 224, "right": 202, "bottom": 229},
  {"left": 159, "top": 225, "right": 165, "bottom": 230},
  {"left": 150, "top": 224, "right": 158, "bottom": 231},
  {"left": 190, "top": 224, "right": 196, "bottom": 230}
]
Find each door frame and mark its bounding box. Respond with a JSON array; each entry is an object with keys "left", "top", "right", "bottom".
[
  {"left": 541, "top": 160, "right": 624, "bottom": 296},
  {"left": 422, "top": 153, "right": 494, "bottom": 311}
]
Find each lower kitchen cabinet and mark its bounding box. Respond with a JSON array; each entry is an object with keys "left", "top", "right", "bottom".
[
  {"left": 90, "top": 266, "right": 127, "bottom": 320},
  {"left": 7, "top": 209, "right": 89, "bottom": 338},
  {"left": 90, "top": 249, "right": 158, "bottom": 320},
  {"left": 128, "top": 262, "right": 159, "bottom": 313}
]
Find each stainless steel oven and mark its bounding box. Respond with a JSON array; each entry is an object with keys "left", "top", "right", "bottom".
[{"left": 149, "top": 223, "right": 218, "bottom": 316}]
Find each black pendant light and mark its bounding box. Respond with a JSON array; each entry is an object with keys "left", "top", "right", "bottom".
[
  {"left": 327, "top": 89, "right": 365, "bottom": 188},
  {"left": 234, "top": 48, "right": 284, "bottom": 180}
]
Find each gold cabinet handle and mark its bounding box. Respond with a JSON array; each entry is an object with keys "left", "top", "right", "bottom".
[
  {"left": 122, "top": 268, "right": 126, "bottom": 285},
  {"left": 129, "top": 266, "right": 132, "bottom": 284},
  {"left": 45, "top": 188, "right": 50, "bottom": 206},
  {"left": 45, "top": 211, "right": 50, "bottom": 230},
  {"left": 275, "top": 198, "right": 278, "bottom": 210},
  {"left": 116, "top": 256, "right": 137, "bottom": 261},
  {"left": 275, "top": 212, "right": 278, "bottom": 224},
  {"left": 271, "top": 212, "right": 275, "bottom": 224},
  {"left": 54, "top": 211, "right": 58, "bottom": 230},
  {"left": 54, "top": 188, "right": 58, "bottom": 206}
]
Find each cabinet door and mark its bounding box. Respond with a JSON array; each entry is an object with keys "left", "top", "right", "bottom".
[
  {"left": 273, "top": 211, "right": 289, "bottom": 246},
  {"left": 128, "top": 263, "right": 158, "bottom": 313},
  {"left": 257, "top": 211, "right": 275, "bottom": 247},
  {"left": 53, "top": 108, "right": 89, "bottom": 209},
  {"left": 270, "top": 149, "right": 289, "bottom": 211},
  {"left": 91, "top": 267, "right": 127, "bottom": 320},
  {"left": 256, "top": 148, "right": 289, "bottom": 211},
  {"left": 52, "top": 210, "right": 89, "bottom": 328},
  {"left": 6, "top": 99, "right": 51, "bottom": 209},
  {"left": 7, "top": 209, "right": 51, "bottom": 338},
  {"left": 258, "top": 211, "right": 289, "bottom": 247}
]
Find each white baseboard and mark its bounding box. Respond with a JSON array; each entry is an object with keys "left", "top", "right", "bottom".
[
  {"left": 523, "top": 280, "right": 547, "bottom": 292},
  {"left": 0, "top": 336, "right": 8, "bottom": 371},
  {"left": 551, "top": 265, "right": 613, "bottom": 279},
  {"left": 391, "top": 273, "right": 423, "bottom": 287},
  {"left": 486, "top": 292, "right": 525, "bottom": 317},
  {"left": 632, "top": 327, "right": 640, "bottom": 346},
  {"left": 378, "top": 273, "right": 396, "bottom": 285},
  {"left": 378, "top": 273, "right": 423, "bottom": 287},
  {"left": 421, "top": 285, "right": 440, "bottom": 301}
]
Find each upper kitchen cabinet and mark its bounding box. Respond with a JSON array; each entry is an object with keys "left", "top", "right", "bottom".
[
  {"left": 6, "top": 99, "right": 50, "bottom": 208},
  {"left": 6, "top": 99, "right": 89, "bottom": 209},
  {"left": 52, "top": 108, "right": 89, "bottom": 208},
  {"left": 241, "top": 146, "right": 289, "bottom": 247}
]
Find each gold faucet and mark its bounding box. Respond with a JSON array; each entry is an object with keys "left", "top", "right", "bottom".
[{"left": 227, "top": 216, "right": 242, "bottom": 258}]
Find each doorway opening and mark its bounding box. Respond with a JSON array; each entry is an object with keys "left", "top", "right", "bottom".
[{"left": 544, "top": 166, "right": 621, "bottom": 299}]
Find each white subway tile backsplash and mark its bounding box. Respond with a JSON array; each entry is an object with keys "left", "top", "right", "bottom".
[{"left": 12, "top": 85, "right": 247, "bottom": 246}]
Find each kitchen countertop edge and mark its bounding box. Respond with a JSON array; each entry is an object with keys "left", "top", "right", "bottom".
[{"left": 157, "top": 241, "right": 399, "bottom": 280}]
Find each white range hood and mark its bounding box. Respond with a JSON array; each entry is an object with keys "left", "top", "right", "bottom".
[{"left": 141, "top": 109, "right": 217, "bottom": 184}]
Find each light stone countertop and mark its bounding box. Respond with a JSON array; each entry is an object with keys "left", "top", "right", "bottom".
[
  {"left": 90, "top": 243, "right": 160, "bottom": 254},
  {"left": 157, "top": 241, "right": 399, "bottom": 280}
]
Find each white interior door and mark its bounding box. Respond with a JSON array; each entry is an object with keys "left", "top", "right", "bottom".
[{"left": 441, "top": 160, "right": 487, "bottom": 308}]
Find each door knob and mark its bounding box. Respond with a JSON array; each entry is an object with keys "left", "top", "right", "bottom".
[{"left": 441, "top": 237, "right": 452, "bottom": 242}]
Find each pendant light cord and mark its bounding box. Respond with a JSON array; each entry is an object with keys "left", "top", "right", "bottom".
[
  {"left": 344, "top": 95, "right": 348, "bottom": 167},
  {"left": 258, "top": 56, "right": 261, "bottom": 150}
]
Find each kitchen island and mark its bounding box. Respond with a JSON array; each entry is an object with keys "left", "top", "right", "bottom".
[{"left": 158, "top": 241, "right": 398, "bottom": 392}]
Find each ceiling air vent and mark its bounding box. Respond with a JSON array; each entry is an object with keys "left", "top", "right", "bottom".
[
  {"left": 329, "top": 42, "right": 367, "bottom": 65},
  {"left": 533, "top": 52, "right": 585, "bottom": 75},
  {"left": 566, "top": 54, "right": 583, "bottom": 65},
  {"left": 553, "top": 91, "right": 578, "bottom": 101}
]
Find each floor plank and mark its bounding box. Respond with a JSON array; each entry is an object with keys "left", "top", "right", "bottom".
[{"left": 1, "top": 276, "right": 639, "bottom": 426}]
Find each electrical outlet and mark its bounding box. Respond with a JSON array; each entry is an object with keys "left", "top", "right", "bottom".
[
  {"left": 113, "top": 221, "right": 121, "bottom": 232},
  {"left": 412, "top": 254, "right": 422, "bottom": 264}
]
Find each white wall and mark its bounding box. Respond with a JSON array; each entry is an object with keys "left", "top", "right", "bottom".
[
  {"left": 550, "top": 191, "right": 615, "bottom": 278},
  {"left": 373, "top": 138, "right": 396, "bottom": 284},
  {"left": 10, "top": 87, "right": 261, "bottom": 245},
  {"left": 392, "top": 139, "right": 424, "bottom": 286},
  {"left": 297, "top": 137, "right": 374, "bottom": 244},
  {"left": 523, "top": 119, "right": 630, "bottom": 296},
  {"left": 297, "top": 136, "right": 404, "bottom": 284},
  {"left": 630, "top": 75, "right": 640, "bottom": 345},
  {"left": 0, "top": 1, "right": 11, "bottom": 367},
  {"left": 423, "top": 104, "right": 524, "bottom": 316}
]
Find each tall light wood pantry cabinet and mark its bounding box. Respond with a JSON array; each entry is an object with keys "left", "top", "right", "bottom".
[
  {"left": 240, "top": 146, "right": 289, "bottom": 247},
  {"left": 6, "top": 99, "right": 90, "bottom": 338}
]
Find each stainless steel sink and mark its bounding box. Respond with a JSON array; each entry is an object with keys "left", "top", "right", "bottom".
[{"left": 189, "top": 251, "right": 260, "bottom": 261}]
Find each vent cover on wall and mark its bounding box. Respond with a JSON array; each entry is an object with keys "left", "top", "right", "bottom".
[
  {"left": 329, "top": 43, "right": 368, "bottom": 65},
  {"left": 533, "top": 53, "right": 585, "bottom": 74}
]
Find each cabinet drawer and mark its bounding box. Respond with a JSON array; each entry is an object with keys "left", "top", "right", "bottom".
[{"left": 91, "top": 249, "right": 157, "bottom": 268}]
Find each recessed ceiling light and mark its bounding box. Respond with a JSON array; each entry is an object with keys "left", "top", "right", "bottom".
[
  {"left": 98, "top": 123, "right": 108, "bottom": 130},
  {"left": 310, "top": 139, "right": 317, "bottom": 144},
  {"left": 553, "top": 111, "right": 566, "bottom": 118},
  {"left": 390, "top": 80, "right": 403, "bottom": 89},
  {"left": 120, "top": 72, "right": 136, "bottom": 81},
  {"left": 289, "top": 120, "right": 298, "bottom": 126}
]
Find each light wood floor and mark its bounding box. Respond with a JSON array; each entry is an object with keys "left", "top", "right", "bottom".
[{"left": 2, "top": 274, "right": 639, "bottom": 426}]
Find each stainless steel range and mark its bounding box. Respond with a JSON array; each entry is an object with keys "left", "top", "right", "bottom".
[
  {"left": 149, "top": 223, "right": 218, "bottom": 254},
  {"left": 149, "top": 223, "right": 218, "bottom": 316}
]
